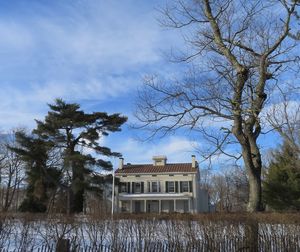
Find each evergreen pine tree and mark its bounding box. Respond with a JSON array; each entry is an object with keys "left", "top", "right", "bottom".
[
  {"left": 10, "top": 131, "right": 62, "bottom": 212},
  {"left": 32, "top": 99, "right": 127, "bottom": 213},
  {"left": 263, "top": 142, "right": 300, "bottom": 210}
]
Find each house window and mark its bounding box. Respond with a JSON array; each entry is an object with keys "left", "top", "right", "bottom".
[
  {"left": 168, "top": 181, "right": 175, "bottom": 193},
  {"left": 166, "top": 181, "right": 179, "bottom": 193},
  {"left": 132, "top": 182, "right": 144, "bottom": 193},
  {"left": 135, "top": 182, "right": 142, "bottom": 193},
  {"left": 147, "top": 181, "right": 160, "bottom": 192},
  {"left": 120, "top": 182, "right": 130, "bottom": 193},
  {"left": 121, "top": 201, "right": 130, "bottom": 212},
  {"left": 151, "top": 181, "right": 160, "bottom": 192},
  {"left": 181, "top": 181, "right": 189, "bottom": 192},
  {"left": 121, "top": 183, "right": 127, "bottom": 193}
]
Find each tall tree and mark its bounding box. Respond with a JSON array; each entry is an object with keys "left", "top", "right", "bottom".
[
  {"left": 33, "top": 99, "right": 127, "bottom": 213},
  {"left": 135, "top": 0, "right": 299, "bottom": 211},
  {"left": 263, "top": 141, "right": 300, "bottom": 210},
  {"left": 10, "top": 131, "right": 62, "bottom": 212}
]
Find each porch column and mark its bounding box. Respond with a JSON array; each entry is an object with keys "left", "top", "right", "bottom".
[
  {"left": 144, "top": 200, "right": 147, "bottom": 213},
  {"left": 188, "top": 199, "right": 191, "bottom": 213},
  {"left": 174, "top": 199, "right": 176, "bottom": 212},
  {"left": 130, "top": 200, "right": 133, "bottom": 213},
  {"left": 159, "top": 200, "right": 161, "bottom": 214}
]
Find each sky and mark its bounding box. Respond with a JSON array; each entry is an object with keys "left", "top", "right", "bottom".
[
  {"left": 0, "top": 0, "right": 294, "bottom": 170},
  {"left": 0, "top": 0, "right": 198, "bottom": 167}
]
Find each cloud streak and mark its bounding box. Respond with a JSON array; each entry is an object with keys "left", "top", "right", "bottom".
[
  {"left": 0, "top": 0, "right": 179, "bottom": 132},
  {"left": 112, "top": 136, "right": 199, "bottom": 164}
]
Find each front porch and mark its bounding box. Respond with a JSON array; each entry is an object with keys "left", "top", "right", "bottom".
[{"left": 120, "top": 198, "right": 192, "bottom": 213}]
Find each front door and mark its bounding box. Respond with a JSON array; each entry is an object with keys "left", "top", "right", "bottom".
[
  {"left": 135, "top": 201, "right": 141, "bottom": 213},
  {"left": 147, "top": 200, "right": 159, "bottom": 213}
]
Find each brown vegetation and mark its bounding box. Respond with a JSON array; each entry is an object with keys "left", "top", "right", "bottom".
[{"left": 0, "top": 212, "right": 298, "bottom": 251}]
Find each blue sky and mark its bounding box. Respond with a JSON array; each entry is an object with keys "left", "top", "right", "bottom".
[
  {"left": 0, "top": 0, "right": 291, "bottom": 169},
  {"left": 0, "top": 0, "right": 198, "bottom": 166}
]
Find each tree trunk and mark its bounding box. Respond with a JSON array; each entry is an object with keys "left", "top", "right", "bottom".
[
  {"left": 56, "top": 239, "right": 70, "bottom": 252},
  {"left": 247, "top": 169, "right": 262, "bottom": 212},
  {"left": 72, "top": 186, "right": 84, "bottom": 213},
  {"left": 66, "top": 188, "right": 72, "bottom": 215},
  {"left": 244, "top": 220, "right": 259, "bottom": 252},
  {"left": 242, "top": 145, "right": 263, "bottom": 212},
  {"left": 70, "top": 156, "right": 85, "bottom": 214},
  {"left": 3, "top": 177, "right": 12, "bottom": 211}
]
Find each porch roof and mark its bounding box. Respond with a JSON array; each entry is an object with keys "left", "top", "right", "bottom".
[{"left": 119, "top": 193, "right": 192, "bottom": 200}]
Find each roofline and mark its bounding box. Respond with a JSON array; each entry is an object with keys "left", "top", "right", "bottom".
[
  {"left": 115, "top": 171, "right": 198, "bottom": 176},
  {"left": 121, "top": 162, "right": 193, "bottom": 166}
]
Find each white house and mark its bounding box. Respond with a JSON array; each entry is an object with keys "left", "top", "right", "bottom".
[{"left": 114, "top": 155, "right": 209, "bottom": 214}]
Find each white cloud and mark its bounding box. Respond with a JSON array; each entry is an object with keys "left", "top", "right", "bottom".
[
  {"left": 114, "top": 136, "right": 199, "bottom": 164},
  {"left": 0, "top": 75, "right": 137, "bottom": 131},
  {"left": 0, "top": 1, "right": 168, "bottom": 74},
  {"left": 0, "top": 1, "right": 181, "bottom": 132},
  {"left": 0, "top": 21, "right": 34, "bottom": 51}
]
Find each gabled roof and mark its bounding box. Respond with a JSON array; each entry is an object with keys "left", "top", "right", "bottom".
[{"left": 115, "top": 163, "right": 197, "bottom": 175}]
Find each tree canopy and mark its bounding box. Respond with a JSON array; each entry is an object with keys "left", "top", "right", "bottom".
[
  {"left": 263, "top": 141, "right": 300, "bottom": 211},
  {"left": 13, "top": 99, "right": 127, "bottom": 213},
  {"left": 135, "top": 0, "right": 300, "bottom": 212}
]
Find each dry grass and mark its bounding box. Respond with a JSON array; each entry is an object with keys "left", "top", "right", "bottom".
[
  {"left": 0, "top": 211, "right": 298, "bottom": 251},
  {"left": 113, "top": 211, "right": 300, "bottom": 224}
]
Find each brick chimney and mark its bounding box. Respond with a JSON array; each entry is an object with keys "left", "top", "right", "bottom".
[
  {"left": 119, "top": 157, "right": 124, "bottom": 169},
  {"left": 152, "top": 155, "right": 167, "bottom": 166}
]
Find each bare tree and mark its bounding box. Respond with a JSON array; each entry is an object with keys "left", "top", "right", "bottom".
[
  {"left": 209, "top": 166, "right": 248, "bottom": 212},
  {"left": 0, "top": 131, "right": 25, "bottom": 212},
  {"left": 135, "top": 0, "right": 300, "bottom": 211},
  {"left": 266, "top": 85, "right": 300, "bottom": 154}
]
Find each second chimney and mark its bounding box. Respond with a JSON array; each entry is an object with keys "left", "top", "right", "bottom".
[
  {"left": 192, "top": 155, "right": 196, "bottom": 168},
  {"left": 119, "top": 157, "right": 124, "bottom": 169}
]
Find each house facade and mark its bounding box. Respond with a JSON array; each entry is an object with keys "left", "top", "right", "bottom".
[{"left": 115, "top": 155, "right": 209, "bottom": 214}]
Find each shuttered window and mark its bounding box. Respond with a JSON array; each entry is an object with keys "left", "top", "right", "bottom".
[
  {"left": 127, "top": 182, "right": 131, "bottom": 193},
  {"left": 119, "top": 182, "right": 129, "bottom": 193},
  {"left": 135, "top": 182, "right": 141, "bottom": 193},
  {"left": 166, "top": 181, "right": 175, "bottom": 193},
  {"left": 141, "top": 182, "right": 144, "bottom": 193},
  {"left": 132, "top": 182, "right": 144, "bottom": 193},
  {"left": 175, "top": 181, "right": 179, "bottom": 193},
  {"left": 180, "top": 181, "right": 189, "bottom": 192},
  {"left": 150, "top": 181, "right": 160, "bottom": 192}
]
